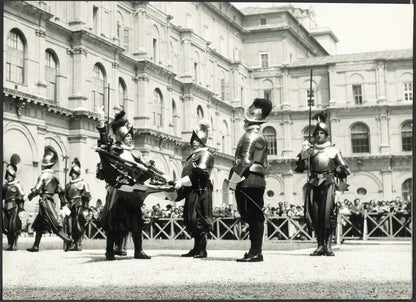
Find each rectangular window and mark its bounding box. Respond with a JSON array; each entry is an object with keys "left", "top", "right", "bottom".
[
  {"left": 123, "top": 28, "right": 130, "bottom": 53},
  {"left": 306, "top": 89, "right": 315, "bottom": 106},
  {"left": 194, "top": 62, "right": 198, "bottom": 83},
  {"left": 93, "top": 6, "right": 99, "bottom": 34},
  {"left": 260, "top": 18, "right": 266, "bottom": 25},
  {"left": 264, "top": 89, "right": 271, "bottom": 101},
  {"left": 260, "top": 53, "right": 269, "bottom": 68},
  {"left": 153, "top": 38, "right": 157, "bottom": 63},
  {"left": 221, "top": 78, "right": 226, "bottom": 100},
  {"left": 402, "top": 134, "right": 412, "bottom": 151},
  {"left": 45, "top": 66, "right": 56, "bottom": 101},
  {"left": 352, "top": 85, "right": 363, "bottom": 104},
  {"left": 403, "top": 82, "right": 413, "bottom": 101}
]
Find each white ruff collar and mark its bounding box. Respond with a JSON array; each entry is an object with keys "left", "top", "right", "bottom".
[
  {"left": 314, "top": 141, "right": 331, "bottom": 149},
  {"left": 70, "top": 178, "right": 83, "bottom": 184}
]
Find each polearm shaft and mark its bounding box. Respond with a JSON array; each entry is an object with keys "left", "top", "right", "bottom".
[{"left": 307, "top": 69, "right": 313, "bottom": 181}]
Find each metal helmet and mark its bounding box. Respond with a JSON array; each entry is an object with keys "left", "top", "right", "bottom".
[
  {"left": 190, "top": 119, "right": 210, "bottom": 146},
  {"left": 111, "top": 110, "right": 133, "bottom": 142},
  {"left": 69, "top": 157, "right": 81, "bottom": 176},
  {"left": 41, "top": 146, "right": 58, "bottom": 168},
  {"left": 244, "top": 98, "right": 273, "bottom": 123},
  {"left": 312, "top": 111, "right": 329, "bottom": 137}
]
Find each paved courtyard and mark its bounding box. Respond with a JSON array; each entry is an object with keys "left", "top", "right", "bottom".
[{"left": 2, "top": 237, "right": 412, "bottom": 300}]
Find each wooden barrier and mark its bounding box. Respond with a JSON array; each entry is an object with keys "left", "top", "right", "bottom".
[{"left": 83, "top": 211, "right": 412, "bottom": 242}]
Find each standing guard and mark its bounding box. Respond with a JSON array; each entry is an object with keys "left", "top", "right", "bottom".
[
  {"left": 64, "top": 158, "right": 91, "bottom": 251},
  {"left": 26, "top": 147, "right": 73, "bottom": 252},
  {"left": 96, "top": 109, "right": 173, "bottom": 260},
  {"left": 174, "top": 120, "right": 214, "bottom": 258},
  {"left": 229, "top": 98, "right": 272, "bottom": 262},
  {"left": 2, "top": 156, "right": 25, "bottom": 251},
  {"left": 295, "top": 112, "right": 350, "bottom": 256}
]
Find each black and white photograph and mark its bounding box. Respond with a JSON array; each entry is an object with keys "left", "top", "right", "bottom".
[{"left": 2, "top": 1, "right": 413, "bottom": 300}]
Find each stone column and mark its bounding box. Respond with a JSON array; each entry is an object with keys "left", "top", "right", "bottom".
[
  {"left": 133, "top": 8, "right": 148, "bottom": 60},
  {"left": 281, "top": 116, "right": 292, "bottom": 157},
  {"left": 182, "top": 93, "right": 193, "bottom": 140},
  {"left": 133, "top": 75, "right": 150, "bottom": 128},
  {"left": 180, "top": 31, "right": 192, "bottom": 81},
  {"left": 328, "top": 64, "right": 337, "bottom": 106},
  {"left": 68, "top": 1, "right": 88, "bottom": 29},
  {"left": 35, "top": 28, "right": 47, "bottom": 97},
  {"left": 68, "top": 46, "right": 89, "bottom": 110},
  {"left": 281, "top": 67, "right": 290, "bottom": 110},
  {"left": 378, "top": 112, "right": 390, "bottom": 154},
  {"left": 376, "top": 61, "right": 387, "bottom": 103}
]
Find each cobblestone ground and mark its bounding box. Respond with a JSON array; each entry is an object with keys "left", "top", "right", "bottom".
[{"left": 2, "top": 237, "right": 412, "bottom": 300}]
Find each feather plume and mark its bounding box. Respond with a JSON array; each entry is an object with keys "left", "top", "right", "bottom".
[
  {"left": 198, "top": 119, "right": 210, "bottom": 131},
  {"left": 72, "top": 157, "right": 81, "bottom": 169},
  {"left": 312, "top": 111, "right": 328, "bottom": 123}
]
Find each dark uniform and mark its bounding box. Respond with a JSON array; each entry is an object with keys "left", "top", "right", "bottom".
[
  {"left": 295, "top": 112, "right": 350, "bottom": 256},
  {"left": 2, "top": 164, "right": 25, "bottom": 251},
  {"left": 27, "top": 147, "right": 73, "bottom": 252},
  {"left": 229, "top": 98, "right": 272, "bottom": 262},
  {"left": 175, "top": 122, "right": 214, "bottom": 258},
  {"left": 64, "top": 158, "right": 91, "bottom": 251}
]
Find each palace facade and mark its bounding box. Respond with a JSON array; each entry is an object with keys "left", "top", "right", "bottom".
[{"left": 3, "top": 2, "right": 413, "bottom": 214}]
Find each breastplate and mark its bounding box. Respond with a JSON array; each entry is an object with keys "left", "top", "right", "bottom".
[
  {"left": 310, "top": 149, "right": 335, "bottom": 173},
  {"left": 5, "top": 185, "right": 19, "bottom": 201},
  {"left": 67, "top": 183, "right": 83, "bottom": 199},
  {"left": 43, "top": 177, "right": 59, "bottom": 194}
]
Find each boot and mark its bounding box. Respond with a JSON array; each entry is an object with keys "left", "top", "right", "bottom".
[
  {"left": 182, "top": 235, "right": 199, "bottom": 257},
  {"left": 114, "top": 232, "right": 128, "bottom": 256},
  {"left": 324, "top": 228, "right": 335, "bottom": 256},
  {"left": 70, "top": 238, "right": 82, "bottom": 251},
  {"left": 12, "top": 237, "right": 18, "bottom": 251},
  {"left": 310, "top": 227, "right": 325, "bottom": 256},
  {"left": 193, "top": 232, "right": 207, "bottom": 258},
  {"left": 63, "top": 216, "right": 73, "bottom": 252},
  {"left": 132, "top": 230, "right": 151, "bottom": 259},
  {"left": 105, "top": 230, "right": 115, "bottom": 260},
  {"left": 236, "top": 222, "right": 263, "bottom": 262},
  {"left": 6, "top": 234, "right": 13, "bottom": 251},
  {"left": 56, "top": 229, "right": 74, "bottom": 247},
  {"left": 27, "top": 232, "right": 42, "bottom": 252}
]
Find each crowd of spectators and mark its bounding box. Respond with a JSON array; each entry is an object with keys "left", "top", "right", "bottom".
[{"left": 338, "top": 196, "right": 411, "bottom": 216}]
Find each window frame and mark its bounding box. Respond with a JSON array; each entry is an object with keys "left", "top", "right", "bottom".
[
  {"left": 352, "top": 84, "right": 363, "bottom": 105},
  {"left": 259, "top": 52, "right": 269, "bottom": 68},
  {"left": 403, "top": 82, "right": 413, "bottom": 101},
  {"left": 401, "top": 121, "right": 413, "bottom": 152},
  {"left": 351, "top": 124, "right": 370, "bottom": 153},
  {"left": 306, "top": 89, "right": 315, "bottom": 107},
  {"left": 263, "top": 126, "right": 277, "bottom": 156},
  {"left": 6, "top": 30, "right": 25, "bottom": 84},
  {"left": 45, "top": 50, "right": 58, "bottom": 101}
]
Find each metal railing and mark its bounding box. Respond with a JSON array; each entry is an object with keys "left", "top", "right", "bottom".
[{"left": 83, "top": 211, "right": 412, "bottom": 242}]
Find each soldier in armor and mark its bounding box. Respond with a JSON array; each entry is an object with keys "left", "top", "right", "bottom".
[
  {"left": 229, "top": 98, "right": 272, "bottom": 262},
  {"left": 26, "top": 147, "right": 73, "bottom": 252},
  {"left": 295, "top": 112, "right": 350, "bottom": 256},
  {"left": 97, "top": 109, "right": 172, "bottom": 260},
  {"left": 2, "top": 159, "right": 25, "bottom": 251},
  {"left": 174, "top": 120, "right": 214, "bottom": 258},
  {"left": 64, "top": 158, "right": 91, "bottom": 251}
]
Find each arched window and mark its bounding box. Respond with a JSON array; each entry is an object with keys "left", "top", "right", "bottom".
[
  {"left": 401, "top": 121, "right": 413, "bottom": 152},
  {"left": 351, "top": 124, "right": 370, "bottom": 153},
  {"left": 222, "top": 180, "right": 229, "bottom": 205},
  {"left": 263, "top": 126, "right": 277, "bottom": 155},
  {"left": 6, "top": 30, "right": 25, "bottom": 84},
  {"left": 45, "top": 50, "right": 58, "bottom": 101},
  {"left": 221, "top": 120, "right": 229, "bottom": 153},
  {"left": 92, "top": 64, "right": 106, "bottom": 112},
  {"left": 401, "top": 178, "right": 412, "bottom": 202},
  {"left": 118, "top": 78, "right": 126, "bottom": 108},
  {"left": 197, "top": 105, "right": 204, "bottom": 120},
  {"left": 172, "top": 99, "right": 177, "bottom": 135},
  {"left": 153, "top": 89, "right": 163, "bottom": 127}
]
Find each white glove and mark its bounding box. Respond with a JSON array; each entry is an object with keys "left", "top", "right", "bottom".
[
  {"left": 302, "top": 140, "right": 312, "bottom": 151},
  {"left": 229, "top": 172, "right": 245, "bottom": 191},
  {"left": 174, "top": 176, "right": 192, "bottom": 190},
  {"left": 61, "top": 205, "right": 71, "bottom": 217}
]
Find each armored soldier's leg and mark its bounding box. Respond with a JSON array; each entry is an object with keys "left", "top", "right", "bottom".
[
  {"left": 324, "top": 228, "right": 335, "bottom": 256},
  {"left": 12, "top": 236, "right": 18, "bottom": 251},
  {"left": 121, "top": 233, "right": 128, "bottom": 255},
  {"left": 132, "top": 229, "right": 151, "bottom": 259},
  {"left": 105, "top": 230, "right": 115, "bottom": 260},
  {"left": 64, "top": 216, "right": 73, "bottom": 252},
  {"left": 114, "top": 231, "right": 128, "bottom": 256},
  {"left": 27, "top": 231, "right": 42, "bottom": 252},
  {"left": 252, "top": 221, "right": 264, "bottom": 256},
  {"left": 182, "top": 232, "right": 199, "bottom": 257},
  {"left": 6, "top": 233, "right": 13, "bottom": 250},
  {"left": 56, "top": 228, "right": 74, "bottom": 246},
  {"left": 194, "top": 232, "right": 207, "bottom": 258},
  {"left": 310, "top": 226, "right": 325, "bottom": 256}
]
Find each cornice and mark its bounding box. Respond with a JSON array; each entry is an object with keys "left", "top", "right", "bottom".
[
  {"left": 135, "top": 60, "right": 176, "bottom": 80},
  {"left": 71, "top": 30, "right": 124, "bottom": 54},
  {"left": 6, "top": 1, "right": 54, "bottom": 22},
  {"left": 135, "top": 128, "right": 184, "bottom": 146}
]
